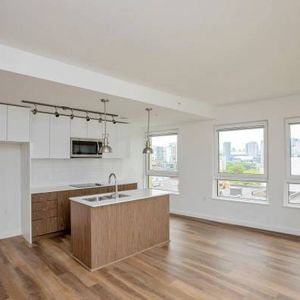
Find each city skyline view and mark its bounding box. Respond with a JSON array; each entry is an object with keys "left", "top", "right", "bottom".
[
  {"left": 219, "top": 127, "right": 264, "bottom": 153},
  {"left": 219, "top": 127, "right": 264, "bottom": 175},
  {"left": 148, "top": 134, "right": 178, "bottom": 192},
  {"left": 150, "top": 134, "right": 177, "bottom": 171}
]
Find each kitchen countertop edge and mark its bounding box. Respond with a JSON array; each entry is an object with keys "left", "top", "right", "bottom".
[
  {"left": 31, "top": 181, "right": 137, "bottom": 194},
  {"left": 69, "top": 189, "right": 171, "bottom": 208}
]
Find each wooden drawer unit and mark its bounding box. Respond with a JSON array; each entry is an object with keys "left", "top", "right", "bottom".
[
  {"left": 32, "top": 192, "right": 58, "bottom": 238},
  {"left": 32, "top": 183, "right": 138, "bottom": 239}
]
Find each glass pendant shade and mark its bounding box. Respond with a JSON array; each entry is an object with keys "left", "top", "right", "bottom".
[
  {"left": 100, "top": 136, "right": 112, "bottom": 153},
  {"left": 143, "top": 139, "right": 153, "bottom": 154}
]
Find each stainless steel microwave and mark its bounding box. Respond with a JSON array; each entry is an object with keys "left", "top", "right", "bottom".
[{"left": 70, "top": 138, "right": 103, "bottom": 158}]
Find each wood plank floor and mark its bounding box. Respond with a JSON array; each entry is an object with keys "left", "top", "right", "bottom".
[{"left": 1, "top": 216, "right": 300, "bottom": 299}]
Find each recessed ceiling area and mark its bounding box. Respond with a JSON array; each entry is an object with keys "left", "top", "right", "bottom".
[
  {"left": 0, "top": 0, "right": 300, "bottom": 105},
  {"left": 0, "top": 70, "right": 202, "bottom": 126}
]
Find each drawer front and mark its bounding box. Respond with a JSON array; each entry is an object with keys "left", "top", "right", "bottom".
[
  {"left": 32, "top": 219, "right": 47, "bottom": 237},
  {"left": 32, "top": 192, "right": 58, "bottom": 202},
  {"left": 46, "top": 217, "right": 58, "bottom": 234},
  {"left": 119, "top": 183, "right": 138, "bottom": 191},
  {"left": 32, "top": 200, "right": 47, "bottom": 221}
]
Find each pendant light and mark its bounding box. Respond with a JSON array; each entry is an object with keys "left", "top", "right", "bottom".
[
  {"left": 143, "top": 108, "right": 153, "bottom": 154},
  {"left": 100, "top": 99, "right": 113, "bottom": 153}
]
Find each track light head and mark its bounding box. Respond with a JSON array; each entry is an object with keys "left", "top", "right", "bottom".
[
  {"left": 98, "top": 116, "right": 102, "bottom": 123},
  {"left": 112, "top": 118, "right": 116, "bottom": 124},
  {"left": 32, "top": 105, "right": 38, "bottom": 115},
  {"left": 55, "top": 107, "right": 60, "bottom": 118},
  {"left": 69, "top": 109, "right": 74, "bottom": 120},
  {"left": 86, "top": 112, "right": 91, "bottom": 122}
]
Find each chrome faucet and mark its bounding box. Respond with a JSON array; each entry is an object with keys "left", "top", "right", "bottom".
[{"left": 108, "top": 173, "right": 118, "bottom": 198}]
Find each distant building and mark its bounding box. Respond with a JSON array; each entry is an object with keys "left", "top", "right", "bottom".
[
  {"left": 291, "top": 138, "right": 300, "bottom": 157},
  {"left": 153, "top": 146, "right": 165, "bottom": 161},
  {"left": 260, "top": 140, "right": 264, "bottom": 163},
  {"left": 245, "top": 142, "right": 259, "bottom": 158},
  {"left": 166, "top": 142, "right": 177, "bottom": 164},
  {"left": 223, "top": 142, "right": 231, "bottom": 161}
]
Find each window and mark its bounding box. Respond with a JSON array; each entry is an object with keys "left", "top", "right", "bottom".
[
  {"left": 214, "top": 122, "right": 268, "bottom": 203},
  {"left": 145, "top": 132, "right": 178, "bottom": 192},
  {"left": 285, "top": 118, "right": 300, "bottom": 207}
]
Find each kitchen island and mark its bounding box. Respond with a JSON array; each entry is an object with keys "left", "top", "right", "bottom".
[{"left": 70, "top": 189, "right": 170, "bottom": 271}]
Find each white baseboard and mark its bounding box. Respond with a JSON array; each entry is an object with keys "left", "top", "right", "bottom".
[
  {"left": 170, "top": 209, "right": 300, "bottom": 236},
  {"left": 0, "top": 229, "right": 21, "bottom": 240}
]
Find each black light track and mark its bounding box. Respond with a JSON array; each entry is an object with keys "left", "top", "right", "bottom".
[
  {"left": 35, "top": 110, "right": 129, "bottom": 124},
  {"left": 22, "top": 100, "right": 119, "bottom": 117}
]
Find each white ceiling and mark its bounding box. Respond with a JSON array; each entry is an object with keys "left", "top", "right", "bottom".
[
  {"left": 0, "top": 70, "right": 202, "bottom": 126},
  {"left": 0, "top": 0, "right": 300, "bottom": 105}
]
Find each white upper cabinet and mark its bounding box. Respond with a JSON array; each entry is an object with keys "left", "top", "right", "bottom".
[
  {"left": 49, "top": 116, "right": 71, "bottom": 159},
  {"left": 70, "top": 118, "right": 87, "bottom": 138},
  {"left": 0, "top": 104, "right": 7, "bottom": 141},
  {"left": 30, "top": 114, "right": 50, "bottom": 159},
  {"left": 7, "top": 106, "right": 30, "bottom": 142},
  {"left": 117, "top": 125, "right": 130, "bottom": 159},
  {"left": 87, "top": 120, "right": 103, "bottom": 139}
]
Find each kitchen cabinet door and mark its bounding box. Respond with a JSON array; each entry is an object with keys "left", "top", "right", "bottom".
[
  {"left": 117, "top": 125, "right": 130, "bottom": 159},
  {"left": 0, "top": 104, "right": 7, "bottom": 141},
  {"left": 87, "top": 120, "right": 103, "bottom": 139},
  {"left": 50, "top": 115, "right": 71, "bottom": 159},
  {"left": 7, "top": 106, "right": 30, "bottom": 142},
  {"left": 57, "top": 191, "right": 70, "bottom": 232},
  {"left": 70, "top": 118, "right": 87, "bottom": 138},
  {"left": 30, "top": 114, "right": 50, "bottom": 159}
]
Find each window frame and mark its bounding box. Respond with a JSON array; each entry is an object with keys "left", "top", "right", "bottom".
[
  {"left": 284, "top": 117, "right": 300, "bottom": 208},
  {"left": 213, "top": 121, "right": 268, "bottom": 203},
  {"left": 144, "top": 130, "right": 179, "bottom": 192}
]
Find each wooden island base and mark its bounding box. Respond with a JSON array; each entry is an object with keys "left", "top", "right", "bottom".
[{"left": 71, "top": 195, "right": 170, "bottom": 271}]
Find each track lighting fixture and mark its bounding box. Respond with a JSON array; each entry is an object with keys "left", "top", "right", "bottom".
[
  {"left": 22, "top": 100, "right": 129, "bottom": 125},
  {"left": 54, "top": 107, "right": 60, "bottom": 118}
]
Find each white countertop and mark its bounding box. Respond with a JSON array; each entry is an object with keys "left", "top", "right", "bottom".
[
  {"left": 31, "top": 181, "right": 136, "bottom": 194},
  {"left": 69, "top": 188, "right": 171, "bottom": 207}
]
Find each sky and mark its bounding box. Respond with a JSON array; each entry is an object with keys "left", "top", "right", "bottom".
[
  {"left": 219, "top": 128, "right": 263, "bottom": 151},
  {"left": 151, "top": 134, "right": 177, "bottom": 147},
  {"left": 291, "top": 124, "right": 300, "bottom": 139}
]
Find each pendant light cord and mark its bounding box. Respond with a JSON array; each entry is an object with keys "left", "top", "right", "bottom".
[
  {"left": 147, "top": 109, "right": 150, "bottom": 140},
  {"left": 104, "top": 100, "right": 107, "bottom": 137}
]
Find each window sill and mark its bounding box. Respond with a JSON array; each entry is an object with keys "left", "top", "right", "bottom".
[
  {"left": 151, "top": 188, "right": 180, "bottom": 195},
  {"left": 283, "top": 203, "right": 300, "bottom": 209},
  {"left": 212, "top": 196, "right": 269, "bottom": 205}
]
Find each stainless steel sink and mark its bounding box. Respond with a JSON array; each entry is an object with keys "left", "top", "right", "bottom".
[
  {"left": 70, "top": 183, "right": 103, "bottom": 188},
  {"left": 83, "top": 193, "right": 129, "bottom": 202}
]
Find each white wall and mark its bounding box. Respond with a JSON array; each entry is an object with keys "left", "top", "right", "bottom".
[
  {"left": 20, "top": 143, "right": 31, "bottom": 243},
  {"left": 171, "top": 95, "right": 300, "bottom": 235},
  {"left": 0, "top": 143, "right": 22, "bottom": 238},
  {"left": 31, "top": 126, "right": 144, "bottom": 188}
]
